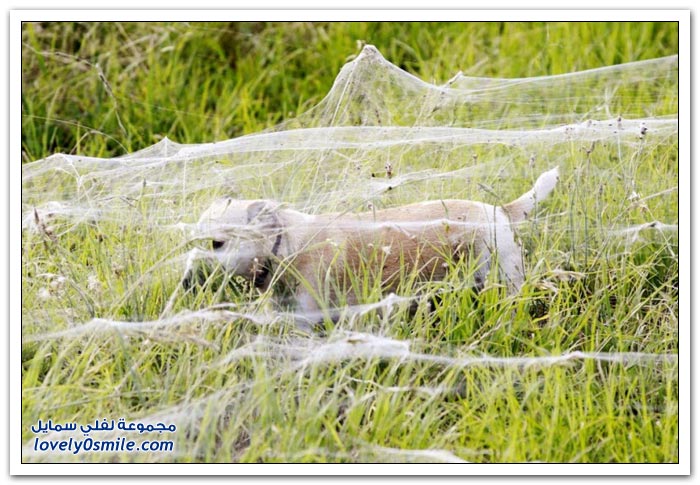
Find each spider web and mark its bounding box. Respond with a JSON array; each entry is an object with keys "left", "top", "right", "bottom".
[{"left": 21, "top": 45, "right": 679, "bottom": 463}]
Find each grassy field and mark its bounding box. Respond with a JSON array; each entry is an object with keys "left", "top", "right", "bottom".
[{"left": 21, "top": 21, "right": 679, "bottom": 465}]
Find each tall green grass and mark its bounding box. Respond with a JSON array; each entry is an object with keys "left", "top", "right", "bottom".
[
  {"left": 22, "top": 21, "right": 678, "bottom": 160},
  {"left": 21, "top": 22, "right": 678, "bottom": 464}
]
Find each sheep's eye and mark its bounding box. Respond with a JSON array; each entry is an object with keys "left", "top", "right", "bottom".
[{"left": 212, "top": 240, "right": 225, "bottom": 250}]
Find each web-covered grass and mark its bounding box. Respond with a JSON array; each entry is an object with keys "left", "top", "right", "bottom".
[{"left": 21, "top": 22, "right": 678, "bottom": 464}]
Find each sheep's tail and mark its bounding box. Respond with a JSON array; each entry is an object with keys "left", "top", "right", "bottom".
[{"left": 502, "top": 167, "right": 559, "bottom": 223}]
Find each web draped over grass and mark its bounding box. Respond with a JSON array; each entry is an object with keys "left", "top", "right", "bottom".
[{"left": 21, "top": 46, "right": 679, "bottom": 463}]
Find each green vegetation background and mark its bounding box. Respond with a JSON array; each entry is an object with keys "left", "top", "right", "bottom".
[
  {"left": 21, "top": 22, "right": 679, "bottom": 464},
  {"left": 22, "top": 21, "right": 678, "bottom": 161}
]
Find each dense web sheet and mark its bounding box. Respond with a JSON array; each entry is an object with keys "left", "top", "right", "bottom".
[
  {"left": 22, "top": 46, "right": 678, "bottom": 227},
  {"left": 21, "top": 45, "right": 678, "bottom": 462}
]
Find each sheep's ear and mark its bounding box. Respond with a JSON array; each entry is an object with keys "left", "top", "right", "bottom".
[{"left": 246, "top": 200, "right": 277, "bottom": 224}]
